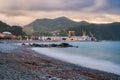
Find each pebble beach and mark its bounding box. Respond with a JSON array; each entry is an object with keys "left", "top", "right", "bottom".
[{"left": 0, "top": 41, "right": 120, "bottom": 80}]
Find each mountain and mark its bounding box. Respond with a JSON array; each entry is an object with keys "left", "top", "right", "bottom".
[
  {"left": 23, "top": 17, "right": 120, "bottom": 40},
  {"left": 24, "top": 17, "right": 84, "bottom": 35},
  {"left": 0, "top": 21, "right": 25, "bottom": 36}
]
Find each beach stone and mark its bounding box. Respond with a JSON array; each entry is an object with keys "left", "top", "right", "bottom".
[{"left": 0, "top": 42, "right": 120, "bottom": 80}]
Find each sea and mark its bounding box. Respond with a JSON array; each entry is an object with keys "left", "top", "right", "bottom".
[{"left": 31, "top": 41, "right": 120, "bottom": 75}]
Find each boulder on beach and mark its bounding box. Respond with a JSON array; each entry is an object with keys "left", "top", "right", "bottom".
[
  {"left": 58, "top": 43, "right": 73, "bottom": 47},
  {"left": 50, "top": 44, "right": 58, "bottom": 47}
]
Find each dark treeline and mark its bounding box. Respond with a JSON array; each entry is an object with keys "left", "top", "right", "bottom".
[
  {"left": 0, "top": 21, "right": 26, "bottom": 36},
  {"left": 67, "top": 22, "right": 120, "bottom": 40}
]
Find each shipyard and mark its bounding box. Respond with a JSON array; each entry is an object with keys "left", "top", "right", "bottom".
[
  {"left": 17, "top": 31, "right": 97, "bottom": 42},
  {"left": 38, "top": 31, "right": 96, "bottom": 42}
]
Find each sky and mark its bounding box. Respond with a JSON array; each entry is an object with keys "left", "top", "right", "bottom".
[{"left": 0, "top": 0, "right": 120, "bottom": 26}]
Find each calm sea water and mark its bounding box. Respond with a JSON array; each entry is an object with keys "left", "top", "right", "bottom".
[{"left": 32, "top": 41, "right": 120, "bottom": 75}]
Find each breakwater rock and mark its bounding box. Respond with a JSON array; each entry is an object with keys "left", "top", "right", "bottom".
[{"left": 22, "top": 43, "right": 78, "bottom": 48}]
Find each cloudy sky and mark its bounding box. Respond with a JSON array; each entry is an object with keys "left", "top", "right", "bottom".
[{"left": 0, "top": 0, "right": 120, "bottom": 25}]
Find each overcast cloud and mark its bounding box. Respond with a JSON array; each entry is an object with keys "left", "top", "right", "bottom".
[{"left": 0, "top": 0, "right": 120, "bottom": 25}]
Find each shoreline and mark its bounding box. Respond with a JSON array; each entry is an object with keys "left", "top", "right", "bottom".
[
  {"left": 0, "top": 43, "right": 120, "bottom": 80},
  {"left": 32, "top": 47, "right": 120, "bottom": 75}
]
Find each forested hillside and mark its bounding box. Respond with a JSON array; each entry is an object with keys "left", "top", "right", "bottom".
[
  {"left": 67, "top": 22, "right": 120, "bottom": 40},
  {"left": 0, "top": 21, "right": 25, "bottom": 36}
]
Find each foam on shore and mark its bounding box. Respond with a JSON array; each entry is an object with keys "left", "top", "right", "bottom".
[{"left": 32, "top": 48, "right": 120, "bottom": 75}]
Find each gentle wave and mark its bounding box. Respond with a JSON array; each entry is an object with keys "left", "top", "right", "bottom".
[{"left": 32, "top": 48, "right": 120, "bottom": 75}]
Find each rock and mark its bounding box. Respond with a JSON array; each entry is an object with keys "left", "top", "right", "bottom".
[
  {"left": 22, "top": 43, "right": 26, "bottom": 45},
  {"left": 58, "top": 43, "right": 73, "bottom": 47},
  {"left": 26, "top": 43, "right": 77, "bottom": 48},
  {"left": 50, "top": 44, "right": 58, "bottom": 47}
]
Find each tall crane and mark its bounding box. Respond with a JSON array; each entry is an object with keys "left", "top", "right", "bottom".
[
  {"left": 82, "top": 31, "right": 86, "bottom": 36},
  {"left": 68, "top": 31, "right": 75, "bottom": 37},
  {"left": 89, "top": 32, "right": 94, "bottom": 37}
]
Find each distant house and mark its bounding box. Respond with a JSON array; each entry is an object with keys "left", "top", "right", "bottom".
[
  {"left": 3, "top": 31, "right": 12, "bottom": 34},
  {"left": 0, "top": 32, "right": 4, "bottom": 37},
  {"left": 0, "top": 31, "right": 16, "bottom": 39}
]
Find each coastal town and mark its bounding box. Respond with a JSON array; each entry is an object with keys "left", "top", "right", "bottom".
[{"left": 0, "top": 31, "right": 97, "bottom": 42}]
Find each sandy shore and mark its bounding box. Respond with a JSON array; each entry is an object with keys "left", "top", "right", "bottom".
[{"left": 0, "top": 42, "right": 120, "bottom": 80}]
